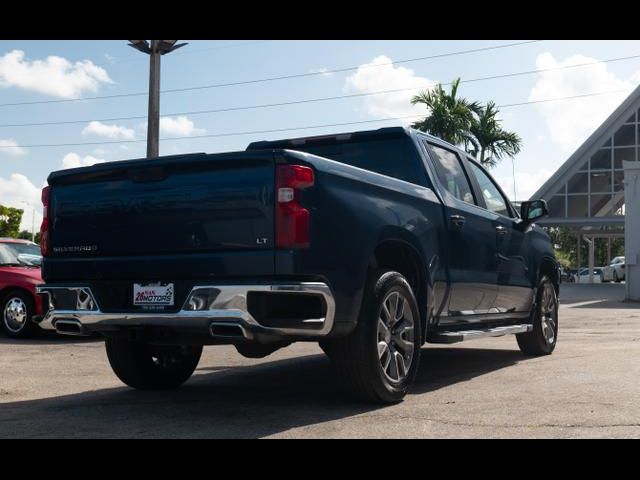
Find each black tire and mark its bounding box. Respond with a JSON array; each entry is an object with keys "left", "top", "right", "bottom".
[
  {"left": 324, "top": 270, "right": 421, "bottom": 404},
  {"left": 105, "top": 338, "right": 202, "bottom": 390},
  {"left": 1, "top": 290, "right": 38, "bottom": 339},
  {"left": 516, "top": 276, "right": 558, "bottom": 356},
  {"left": 614, "top": 271, "right": 621, "bottom": 283}
]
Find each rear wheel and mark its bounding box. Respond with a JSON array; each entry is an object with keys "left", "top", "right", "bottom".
[
  {"left": 517, "top": 276, "right": 558, "bottom": 356},
  {"left": 324, "top": 271, "right": 421, "bottom": 404},
  {"left": 105, "top": 338, "right": 202, "bottom": 389},
  {"left": 1, "top": 290, "right": 38, "bottom": 339}
]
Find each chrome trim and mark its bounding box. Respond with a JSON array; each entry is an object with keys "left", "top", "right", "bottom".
[
  {"left": 54, "top": 319, "right": 91, "bottom": 337},
  {"left": 209, "top": 322, "right": 251, "bottom": 340},
  {"left": 428, "top": 324, "right": 533, "bottom": 344},
  {"left": 36, "top": 282, "right": 336, "bottom": 339}
]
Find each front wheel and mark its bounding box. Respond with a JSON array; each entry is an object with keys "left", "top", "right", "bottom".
[
  {"left": 517, "top": 276, "right": 558, "bottom": 356},
  {"left": 105, "top": 338, "right": 202, "bottom": 390},
  {"left": 324, "top": 271, "right": 421, "bottom": 404}
]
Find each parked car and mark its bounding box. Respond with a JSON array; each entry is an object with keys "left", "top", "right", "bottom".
[
  {"left": 0, "top": 238, "right": 45, "bottom": 338},
  {"left": 36, "top": 127, "right": 560, "bottom": 403},
  {"left": 602, "top": 256, "right": 625, "bottom": 283},
  {"left": 575, "top": 268, "right": 604, "bottom": 283}
]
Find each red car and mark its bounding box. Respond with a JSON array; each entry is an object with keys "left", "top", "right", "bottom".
[{"left": 0, "top": 238, "right": 44, "bottom": 338}]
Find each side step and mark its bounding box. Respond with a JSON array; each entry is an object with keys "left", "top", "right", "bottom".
[{"left": 427, "top": 324, "right": 532, "bottom": 344}]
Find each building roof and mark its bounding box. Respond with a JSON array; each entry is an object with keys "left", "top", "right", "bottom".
[{"left": 531, "top": 84, "right": 640, "bottom": 201}]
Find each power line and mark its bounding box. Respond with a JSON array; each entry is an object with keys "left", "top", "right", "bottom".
[
  {"left": 2, "top": 50, "right": 639, "bottom": 129},
  {"left": 0, "top": 40, "right": 541, "bottom": 108},
  {"left": 0, "top": 87, "right": 634, "bottom": 150}
]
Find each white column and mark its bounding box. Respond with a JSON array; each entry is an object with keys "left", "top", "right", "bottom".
[{"left": 623, "top": 160, "right": 640, "bottom": 300}]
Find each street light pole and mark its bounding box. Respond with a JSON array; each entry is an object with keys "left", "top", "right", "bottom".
[
  {"left": 127, "top": 40, "right": 188, "bottom": 159},
  {"left": 147, "top": 40, "right": 161, "bottom": 158}
]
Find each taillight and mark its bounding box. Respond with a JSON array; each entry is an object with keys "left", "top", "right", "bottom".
[
  {"left": 40, "top": 185, "right": 51, "bottom": 257},
  {"left": 275, "top": 165, "right": 314, "bottom": 248}
]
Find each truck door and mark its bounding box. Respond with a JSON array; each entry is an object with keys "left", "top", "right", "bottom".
[
  {"left": 465, "top": 160, "right": 534, "bottom": 313},
  {"left": 422, "top": 141, "right": 498, "bottom": 324}
]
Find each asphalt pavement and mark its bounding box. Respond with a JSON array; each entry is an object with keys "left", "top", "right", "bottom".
[{"left": 1, "top": 283, "right": 639, "bottom": 438}]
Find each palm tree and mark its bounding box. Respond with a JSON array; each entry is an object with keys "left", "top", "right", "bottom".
[
  {"left": 411, "top": 78, "right": 480, "bottom": 146},
  {"left": 466, "top": 101, "right": 522, "bottom": 168}
]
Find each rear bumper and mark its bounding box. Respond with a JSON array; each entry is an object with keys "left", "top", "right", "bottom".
[{"left": 35, "top": 282, "right": 335, "bottom": 343}]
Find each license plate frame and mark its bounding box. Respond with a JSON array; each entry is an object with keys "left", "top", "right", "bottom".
[{"left": 133, "top": 282, "right": 175, "bottom": 307}]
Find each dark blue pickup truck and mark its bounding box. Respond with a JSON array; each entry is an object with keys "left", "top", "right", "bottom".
[{"left": 36, "top": 126, "right": 559, "bottom": 403}]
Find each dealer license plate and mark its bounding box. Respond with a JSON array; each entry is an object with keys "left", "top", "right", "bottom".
[{"left": 133, "top": 283, "right": 174, "bottom": 306}]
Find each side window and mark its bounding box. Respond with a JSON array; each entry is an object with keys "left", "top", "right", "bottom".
[
  {"left": 427, "top": 143, "right": 475, "bottom": 205},
  {"left": 467, "top": 161, "right": 511, "bottom": 217}
]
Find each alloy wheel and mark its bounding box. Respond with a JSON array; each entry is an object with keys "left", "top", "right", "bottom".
[
  {"left": 539, "top": 283, "right": 557, "bottom": 345},
  {"left": 377, "top": 291, "right": 415, "bottom": 383}
]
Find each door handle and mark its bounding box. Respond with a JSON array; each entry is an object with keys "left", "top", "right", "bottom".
[
  {"left": 450, "top": 215, "right": 466, "bottom": 229},
  {"left": 495, "top": 225, "right": 508, "bottom": 235}
]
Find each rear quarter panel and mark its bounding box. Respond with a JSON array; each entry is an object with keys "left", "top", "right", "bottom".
[{"left": 275, "top": 150, "right": 446, "bottom": 331}]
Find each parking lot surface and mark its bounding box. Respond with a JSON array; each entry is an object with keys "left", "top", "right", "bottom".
[{"left": 1, "top": 283, "right": 639, "bottom": 438}]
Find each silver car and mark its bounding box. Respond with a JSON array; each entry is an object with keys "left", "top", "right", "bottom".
[{"left": 602, "top": 256, "right": 625, "bottom": 283}]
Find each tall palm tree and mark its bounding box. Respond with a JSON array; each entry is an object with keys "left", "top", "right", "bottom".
[
  {"left": 467, "top": 101, "right": 522, "bottom": 168},
  {"left": 411, "top": 78, "right": 480, "bottom": 146}
]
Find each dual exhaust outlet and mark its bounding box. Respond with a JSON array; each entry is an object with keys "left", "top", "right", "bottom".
[{"left": 55, "top": 319, "right": 250, "bottom": 340}]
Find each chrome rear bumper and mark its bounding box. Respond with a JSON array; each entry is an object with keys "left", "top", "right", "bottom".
[{"left": 35, "top": 282, "right": 335, "bottom": 341}]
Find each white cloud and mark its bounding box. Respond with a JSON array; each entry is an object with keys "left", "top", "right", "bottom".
[
  {"left": 343, "top": 55, "right": 435, "bottom": 122},
  {"left": 496, "top": 168, "right": 554, "bottom": 202},
  {"left": 140, "top": 116, "right": 205, "bottom": 138},
  {"left": 82, "top": 121, "right": 135, "bottom": 140},
  {"left": 140, "top": 115, "right": 207, "bottom": 137},
  {"left": 0, "top": 138, "right": 26, "bottom": 156},
  {"left": 529, "top": 52, "right": 638, "bottom": 152},
  {"left": 310, "top": 67, "right": 334, "bottom": 78},
  {"left": 61, "top": 152, "right": 105, "bottom": 169},
  {"left": 0, "top": 50, "right": 113, "bottom": 99},
  {"left": 159, "top": 116, "right": 205, "bottom": 137},
  {"left": 0, "top": 173, "right": 43, "bottom": 231}
]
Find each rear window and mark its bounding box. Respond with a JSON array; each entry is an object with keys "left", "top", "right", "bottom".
[{"left": 290, "top": 137, "right": 428, "bottom": 186}]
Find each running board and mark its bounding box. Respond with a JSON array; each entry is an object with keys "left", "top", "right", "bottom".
[{"left": 427, "top": 324, "right": 533, "bottom": 344}]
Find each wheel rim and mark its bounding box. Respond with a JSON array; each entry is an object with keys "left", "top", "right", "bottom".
[
  {"left": 539, "top": 283, "right": 557, "bottom": 345},
  {"left": 377, "top": 290, "right": 415, "bottom": 383},
  {"left": 3, "top": 297, "right": 28, "bottom": 333}
]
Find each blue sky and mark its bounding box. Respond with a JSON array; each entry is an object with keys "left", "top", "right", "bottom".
[{"left": 2, "top": 39, "right": 640, "bottom": 231}]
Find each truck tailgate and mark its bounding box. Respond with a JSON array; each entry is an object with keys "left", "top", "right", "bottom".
[{"left": 46, "top": 151, "right": 275, "bottom": 272}]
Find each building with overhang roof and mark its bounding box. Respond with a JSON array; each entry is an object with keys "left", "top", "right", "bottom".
[{"left": 530, "top": 85, "right": 640, "bottom": 278}]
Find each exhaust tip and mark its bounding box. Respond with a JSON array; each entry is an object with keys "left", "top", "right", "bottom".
[
  {"left": 209, "top": 322, "right": 248, "bottom": 339},
  {"left": 55, "top": 320, "right": 90, "bottom": 336}
]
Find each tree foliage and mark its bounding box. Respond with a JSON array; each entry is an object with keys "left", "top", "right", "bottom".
[
  {"left": 0, "top": 206, "right": 23, "bottom": 238},
  {"left": 411, "top": 78, "right": 480, "bottom": 146},
  {"left": 466, "top": 101, "right": 522, "bottom": 168},
  {"left": 545, "top": 226, "right": 624, "bottom": 268},
  {"left": 411, "top": 79, "right": 522, "bottom": 168},
  {"left": 18, "top": 230, "right": 40, "bottom": 243}
]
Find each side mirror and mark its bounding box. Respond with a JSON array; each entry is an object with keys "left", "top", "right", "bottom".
[{"left": 520, "top": 199, "right": 549, "bottom": 223}]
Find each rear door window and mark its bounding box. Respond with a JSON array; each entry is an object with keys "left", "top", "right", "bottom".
[{"left": 297, "top": 137, "right": 428, "bottom": 186}]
